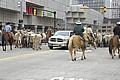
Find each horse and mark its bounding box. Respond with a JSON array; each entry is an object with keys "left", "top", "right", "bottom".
[
  {"left": 2, "top": 32, "right": 15, "bottom": 51},
  {"left": 83, "top": 32, "right": 96, "bottom": 49},
  {"left": 68, "top": 35, "right": 86, "bottom": 61},
  {"left": 32, "top": 33, "right": 42, "bottom": 50},
  {"left": 46, "top": 30, "right": 52, "bottom": 42},
  {"left": 41, "top": 32, "right": 47, "bottom": 44},
  {"left": 95, "top": 32, "right": 103, "bottom": 47},
  {"left": 109, "top": 35, "right": 120, "bottom": 59},
  {"left": 14, "top": 31, "right": 22, "bottom": 48}
]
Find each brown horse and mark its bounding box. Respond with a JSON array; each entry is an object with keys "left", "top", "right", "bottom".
[
  {"left": 46, "top": 30, "right": 52, "bottom": 42},
  {"left": 68, "top": 35, "right": 86, "bottom": 61},
  {"left": 2, "top": 32, "right": 14, "bottom": 51},
  {"left": 109, "top": 35, "right": 120, "bottom": 59}
]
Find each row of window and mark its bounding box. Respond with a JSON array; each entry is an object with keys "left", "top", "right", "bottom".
[
  {"left": 102, "top": 26, "right": 112, "bottom": 28},
  {"left": 98, "top": 30, "right": 112, "bottom": 33}
]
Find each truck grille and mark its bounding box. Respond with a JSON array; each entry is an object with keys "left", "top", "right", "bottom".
[
  {"left": 50, "top": 38, "right": 56, "bottom": 42},
  {"left": 50, "top": 38, "right": 63, "bottom": 42},
  {"left": 57, "top": 38, "right": 63, "bottom": 42}
]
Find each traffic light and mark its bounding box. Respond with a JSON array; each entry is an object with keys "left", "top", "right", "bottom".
[
  {"left": 33, "top": 8, "right": 37, "bottom": 16},
  {"left": 100, "top": 6, "right": 107, "bottom": 13},
  {"left": 103, "top": 6, "right": 107, "bottom": 13}
]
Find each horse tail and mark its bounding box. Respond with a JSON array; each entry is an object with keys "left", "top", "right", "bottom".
[
  {"left": 68, "top": 36, "right": 74, "bottom": 50},
  {"left": 109, "top": 38, "right": 112, "bottom": 55}
]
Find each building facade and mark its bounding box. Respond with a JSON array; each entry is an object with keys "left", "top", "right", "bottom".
[
  {"left": 98, "top": 18, "right": 120, "bottom": 34},
  {"left": 71, "top": 0, "right": 105, "bottom": 11},
  {"left": 0, "top": 0, "right": 69, "bottom": 32},
  {"left": 110, "top": 0, "right": 120, "bottom": 18},
  {"left": 70, "top": 0, "right": 113, "bottom": 19},
  {"left": 66, "top": 5, "right": 103, "bottom": 31}
]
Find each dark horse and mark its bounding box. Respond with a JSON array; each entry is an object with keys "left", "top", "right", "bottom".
[
  {"left": 2, "top": 32, "right": 14, "bottom": 51},
  {"left": 46, "top": 30, "right": 52, "bottom": 42},
  {"left": 109, "top": 35, "right": 120, "bottom": 59}
]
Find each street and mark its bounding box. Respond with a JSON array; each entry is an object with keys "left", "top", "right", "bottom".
[{"left": 0, "top": 45, "right": 120, "bottom": 80}]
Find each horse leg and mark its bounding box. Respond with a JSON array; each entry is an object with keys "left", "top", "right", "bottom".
[
  {"left": 69, "top": 48, "right": 74, "bottom": 61},
  {"left": 2, "top": 45, "right": 6, "bottom": 51},
  {"left": 93, "top": 42, "right": 97, "bottom": 49},
  {"left": 2, "top": 38, "right": 6, "bottom": 51},
  {"left": 118, "top": 46, "right": 120, "bottom": 59},
  {"left": 3, "top": 42, "right": 7, "bottom": 51},
  {"left": 81, "top": 53, "right": 84, "bottom": 60},
  {"left": 112, "top": 48, "right": 116, "bottom": 59},
  {"left": 81, "top": 45, "right": 86, "bottom": 60},
  {"left": 81, "top": 48, "right": 84, "bottom": 60},
  {"left": 15, "top": 40, "right": 18, "bottom": 48},
  {"left": 83, "top": 50, "right": 86, "bottom": 59},
  {"left": 10, "top": 43, "right": 12, "bottom": 50},
  {"left": 73, "top": 49, "right": 77, "bottom": 61}
]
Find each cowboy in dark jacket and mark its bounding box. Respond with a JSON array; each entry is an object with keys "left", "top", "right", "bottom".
[
  {"left": 113, "top": 22, "right": 120, "bottom": 38},
  {"left": 73, "top": 21, "right": 84, "bottom": 37}
]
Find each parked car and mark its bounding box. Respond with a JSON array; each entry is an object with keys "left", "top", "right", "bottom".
[{"left": 48, "top": 30, "right": 73, "bottom": 49}]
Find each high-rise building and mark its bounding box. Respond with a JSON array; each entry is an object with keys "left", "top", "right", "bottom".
[
  {"left": 74, "top": 0, "right": 120, "bottom": 19},
  {"left": 111, "top": 0, "right": 120, "bottom": 18},
  {"left": 70, "top": 0, "right": 113, "bottom": 18},
  {"left": 71, "top": 0, "right": 105, "bottom": 11}
]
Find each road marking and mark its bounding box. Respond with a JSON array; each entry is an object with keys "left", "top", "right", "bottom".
[{"left": 0, "top": 50, "right": 52, "bottom": 61}]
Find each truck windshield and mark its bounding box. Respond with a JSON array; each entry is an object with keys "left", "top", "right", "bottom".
[{"left": 54, "top": 32, "right": 69, "bottom": 36}]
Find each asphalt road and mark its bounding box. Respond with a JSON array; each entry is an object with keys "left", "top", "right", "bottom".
[{"left": 0, "top": 46, "right": 120, "bottom": 80}]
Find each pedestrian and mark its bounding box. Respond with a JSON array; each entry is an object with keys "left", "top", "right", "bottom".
[{"left": 113, "top": 21, "right": 120, "bottom": 38}]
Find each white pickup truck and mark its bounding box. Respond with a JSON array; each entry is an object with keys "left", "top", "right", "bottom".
[{"left": 48, "top": 31, "right": 73, "bottom": 49}]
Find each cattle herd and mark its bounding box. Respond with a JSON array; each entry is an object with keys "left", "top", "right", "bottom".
[
  {"left": 13, "top": 30, "right": 47, "bottom": 50},
  {"left": 0, "top": 29, "right": 114, "bottom": 51}
]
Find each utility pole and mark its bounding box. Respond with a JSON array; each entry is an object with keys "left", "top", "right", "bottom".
[
  {"left": 18, "top": 0, "right": 24, "bottom": 29},
  {"left": 53, "top": 11, "right": 56, "bottom": 33},
  {"left": 64, "top": 11, "right": 67, "bottom": 30}
]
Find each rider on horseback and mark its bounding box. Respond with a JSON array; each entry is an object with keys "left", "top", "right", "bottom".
[
  {"left": 2, "top": 22, "right": 15, "bottom": 40},
  {"left": 73, "top": 21, "right": 85, "bottom": 40},
  {"left": 113, "top": 22, "right": 120, "bottom": 38},
  {"left": 3, "top": 22, "right": 12, "bottom": 32},
  {"left": 85, "top": 25, "right": 95, "bottom": 41}
]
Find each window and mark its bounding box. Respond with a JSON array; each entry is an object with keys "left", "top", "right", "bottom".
[
  {"left": 107, "top": 26, "right": 111, "bottom": 28},
  {"left": 102, "top": 30, "right": 106, "bottom": 32},
  {"left": 102, "top": 26, "right": 106, "bottom": 28}
]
